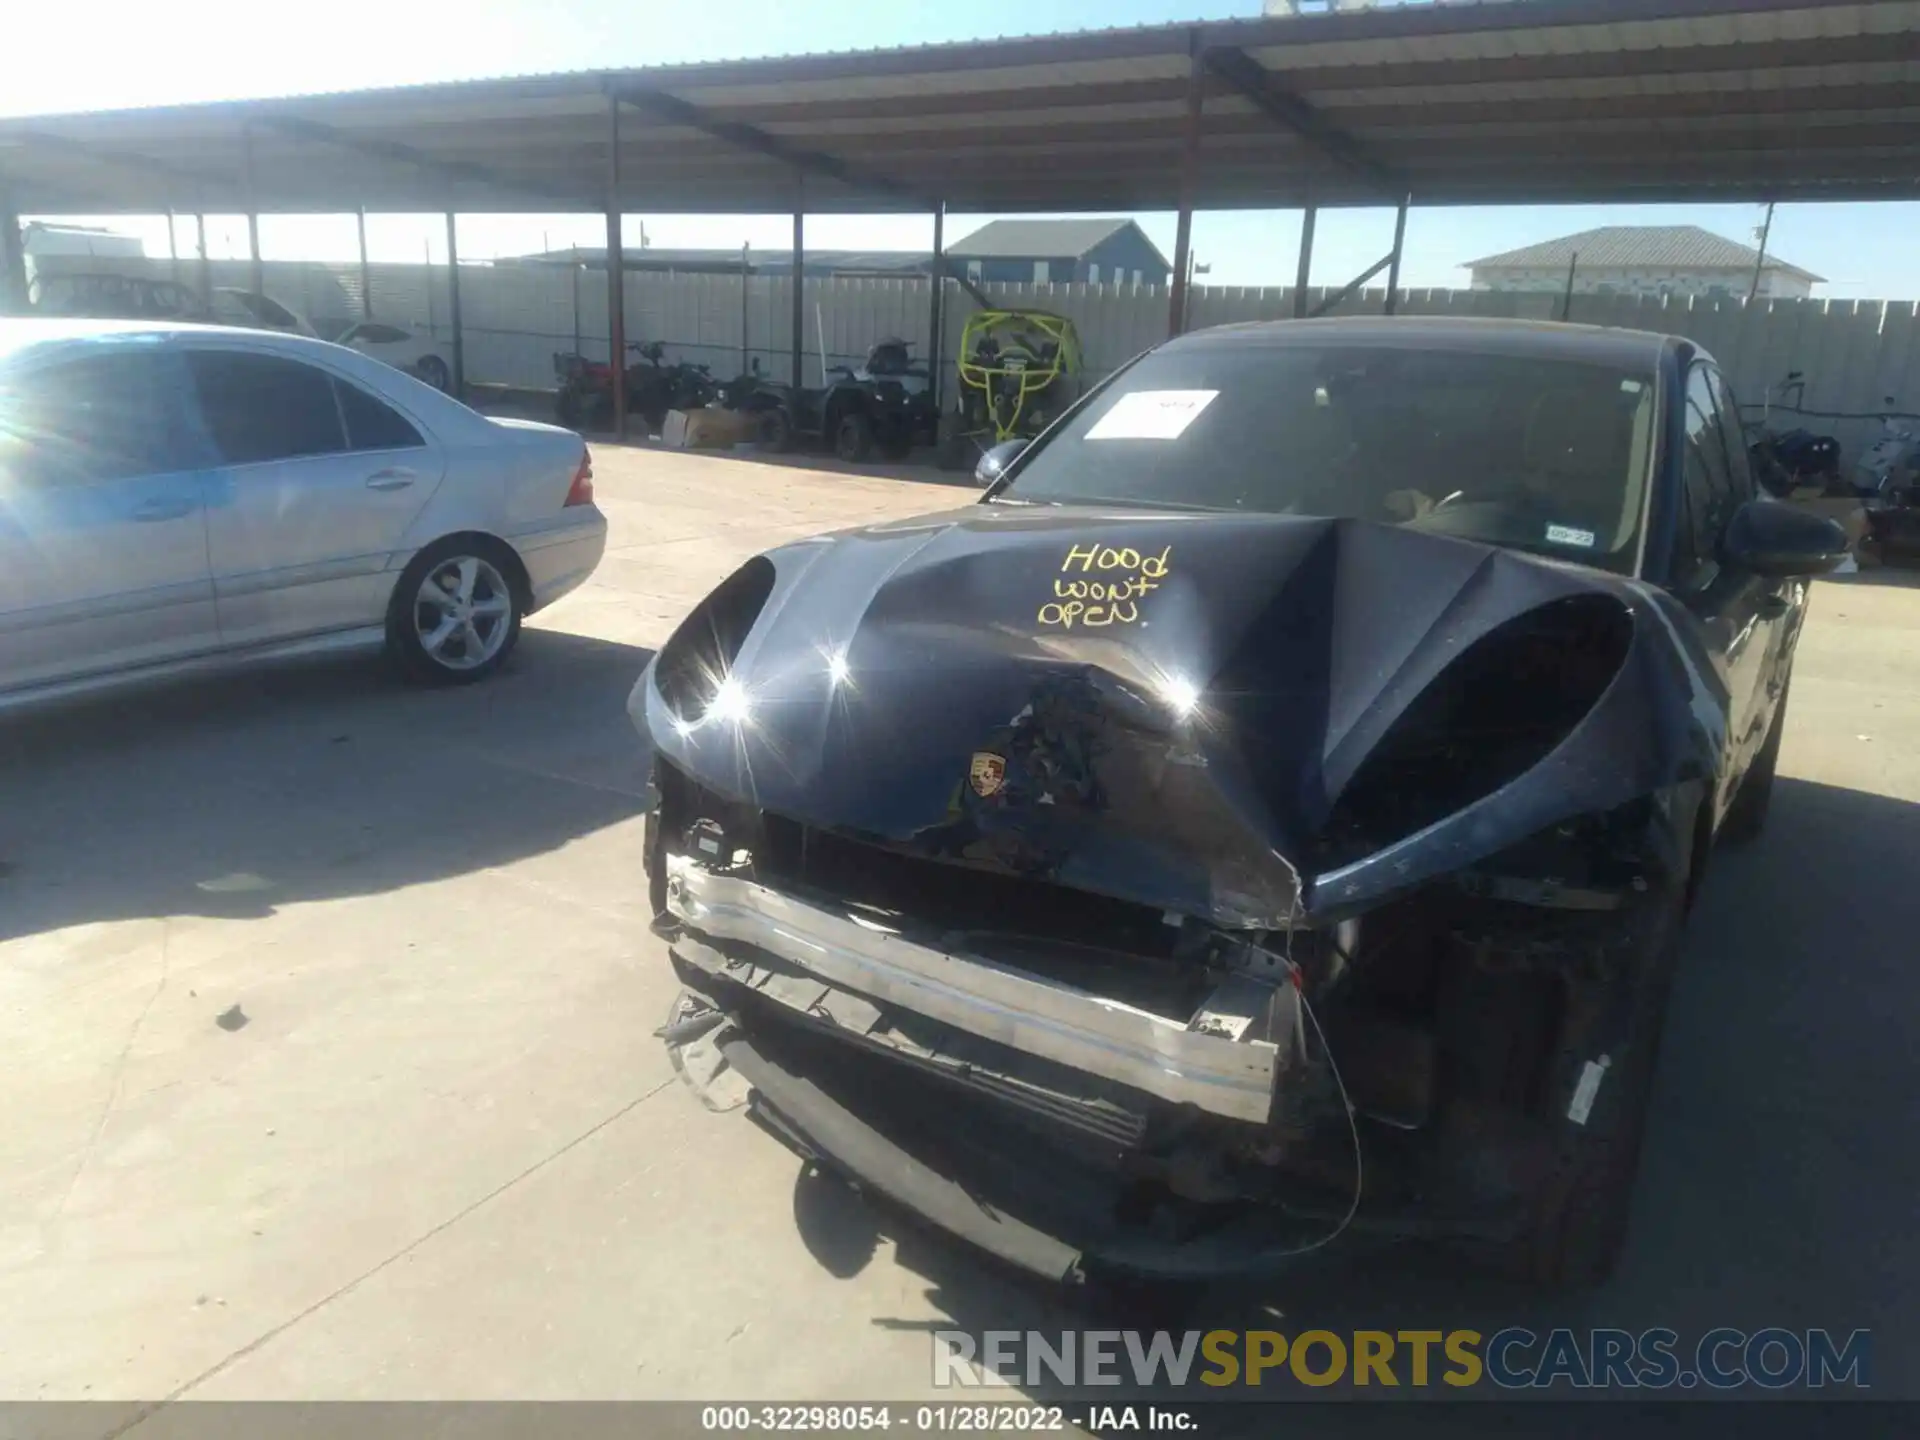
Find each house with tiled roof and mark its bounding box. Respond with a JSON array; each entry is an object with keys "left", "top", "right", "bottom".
[{"left": 1467, "top": 225, "right": 1823, "bottom": 302}]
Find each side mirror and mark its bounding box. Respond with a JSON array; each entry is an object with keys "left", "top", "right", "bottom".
[
  {"left": 974, "top": 438, "right": 1028, "bottom": 487},
  {"left": 1722, "top": 498, "right": 1851, "bottom": 577}
]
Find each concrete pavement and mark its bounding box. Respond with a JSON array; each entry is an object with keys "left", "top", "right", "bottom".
[{"left": 0, "top": 445, "right": 1913, "bottom": 1403}]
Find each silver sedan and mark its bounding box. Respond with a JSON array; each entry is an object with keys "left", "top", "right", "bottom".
[{"left": 0, "top": 318, "right": 607, "bottom": 709}]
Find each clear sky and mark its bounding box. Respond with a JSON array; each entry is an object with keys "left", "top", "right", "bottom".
[{"left": 7, "top": 0, "right": 1918, "bottom": 298}]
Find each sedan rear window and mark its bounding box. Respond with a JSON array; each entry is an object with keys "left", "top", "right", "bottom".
[
  {"left": 187, "top": 351, "right": 344, "bottom": 464},
  {"left": 1000, "top": 341, "right": 1659, "bottom": 574}
]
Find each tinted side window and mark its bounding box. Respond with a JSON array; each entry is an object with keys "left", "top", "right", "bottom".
[
  {"left": 1, "top": 350, "right": 201, "bottom": 483},
  {"left": 337, "top": 380, "right": 424, "bottom": 452},
  {"left": 1707, "top": 367, "right": 1756, "bottom": 500},
  {"left": 1677, "top": 366, "right": 1737, "bottom": 587},
  {"left": 187, "top": 351, "right": 346, "bottom": 464}
]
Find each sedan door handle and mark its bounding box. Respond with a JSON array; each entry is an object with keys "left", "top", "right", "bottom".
[
  {"left": 132, "top": 496, "right": 195, "bottom": 522},
  {"left": 1758, "top": 590, "right": 1791, "bottom": 619},
  {"left": 365, "top": 468, "right": 417, "bottom": 492}
]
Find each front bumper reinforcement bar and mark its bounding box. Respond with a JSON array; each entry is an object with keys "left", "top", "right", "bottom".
[{"left": 665, "top": 855, "right": 1279, "bottom": 1124}]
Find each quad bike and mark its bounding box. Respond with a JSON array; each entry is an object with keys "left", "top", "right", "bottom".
[
  {"left": 1864, "top": 484, "right": 1920, "bottom": 566},
  {"left": 627, "top": 341, "right": 719, "bottom": 430},
  {"left": 936, "top": 310, "right": 1082, "bottom": 472},
  {"left": 1743, "top": 370, "right": 1844, "bottom": 498},
  {"left": 732, "top": 339, "right": 937, "bottom": 463},
  {"left": 1857, "top": 400, "right": 1920, "bottom": 568},
  {"left": 553, "top": 349, "right": 616, "bottom": 430},
  {"left": 553, "top": 341, "right": 717, "bottom": 432},
  {"left": 1854, "top": 399, "right": 1920, "bottom": 501}
]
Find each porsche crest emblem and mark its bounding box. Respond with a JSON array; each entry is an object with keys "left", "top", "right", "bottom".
[{"left": 968, "top": 751, "right": 1007, "bottom": 798}]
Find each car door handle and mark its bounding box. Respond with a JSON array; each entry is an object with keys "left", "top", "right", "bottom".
[
  {"left": 365, "top": 469, "right": 417, "bottom": 491},
  {"left": 1758, "top": 590, "right": 1791, "bottom": 619},
  {"left": 132, "top": 496, "right": 195, "bottom": 522}
]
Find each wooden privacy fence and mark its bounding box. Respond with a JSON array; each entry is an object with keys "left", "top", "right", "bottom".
[{"left": 31, "top": 253, "right": 1920, "bottom": 462}]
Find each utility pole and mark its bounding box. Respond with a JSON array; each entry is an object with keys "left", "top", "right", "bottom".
[
  {"left": 1183, "top": 254, "right": 1211, "bottom": 332},
  {"left": 1748, "top": 201, "right": 1777, "bottom": 304}
]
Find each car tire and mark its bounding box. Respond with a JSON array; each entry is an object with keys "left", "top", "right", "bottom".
[
  {"left": 386, "top": 536, "right": 525, "bottom": 686},
  {"left": 416, "top": 355, "right": 451, "bottom": 392},
  {"left": 1720, "top": 683, "right": 1787, "bottom": 844},
  {"left": 1491, "top": 882, "right": 1686, "bottom": 1289},
  {"left": 757, "top": 407, "right": 794, "bottom": 453},
  {"left": 834, "top": 410, "right": 875, "bottom": 464}
]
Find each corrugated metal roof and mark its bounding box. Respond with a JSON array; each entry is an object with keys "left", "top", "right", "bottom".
[
  {"left": 945, "top": 219, "right": 1135, "bottom": 259},
  {"left": 1468, "top": 225, "right": 1826, "bottom": 283},
  {"left": 0, "top": 1, "right": 1914, "bottom": 216}
]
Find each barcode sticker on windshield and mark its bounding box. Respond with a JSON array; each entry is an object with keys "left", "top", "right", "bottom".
[
  {"left": 1546, "top": 523, "right": 1598, "bottom": 549},
  {"left": 1086, "top": 390, "right": 1219, "bottom": 441}
]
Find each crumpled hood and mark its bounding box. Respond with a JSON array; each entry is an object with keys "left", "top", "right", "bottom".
[{"left": 635, "top": 505, "right": 1724, "bottom": 926}]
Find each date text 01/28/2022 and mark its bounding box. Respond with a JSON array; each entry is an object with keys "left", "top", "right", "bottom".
[
  {"left": 701, "top": 1406, "right": 1065, "bottom": 1431},
  {"left": 699, "top": 1404, "right": 1190, "bottom": 1431}
]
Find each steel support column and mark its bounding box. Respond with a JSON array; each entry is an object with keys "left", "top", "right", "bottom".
[
  {"left": 1383, "top": 194, "right": 1410, "bottom": 316},
  {"left": 606, "top": 92, "right": 627, "bottom": 439},
  {"left": 927, "top": 202, "right": 945, "bottom": 411},
  {"left": 166, "top": 208, "right": 180, "bottom": 285},
  {"left": 1293, "top": 205, "right": 1317, "bottom": 319},
  {"left": 1167, "top": 33, "right": 1204, "bottom": 339},
  {"left": 791, "top": 181, "right": 805, "bottom": 390},
  {"left": 445, "top": 211, "right": 464, "bottom": 397},
  {"left": 357, "top": 207, "right": 373, "bottom": 318},
  {"left": 195, "top": 213, "right": 211, "bottom": 302},
  {"left": 0, "top": 189, "right": 27, "bottom": 316},
  {"left": 243, "top": 125, "right": 262, "bottom": 296}
]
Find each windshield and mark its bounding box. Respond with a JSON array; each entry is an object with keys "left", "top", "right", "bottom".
[{"left": 998, "top": 340, "right": 1659, "bottom": 574}]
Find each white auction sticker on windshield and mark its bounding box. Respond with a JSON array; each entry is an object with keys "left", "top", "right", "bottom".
[{"left": 1086, "top": 389, "right": 1219, "bottom": 441}]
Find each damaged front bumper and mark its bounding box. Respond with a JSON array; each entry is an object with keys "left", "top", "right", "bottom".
[
  {"left": 664, "top": 854, "right": 1286, "bottom": 1125},
  {"left": 651, "top": 798, "right": 1686, "bottom": 1286},
  {"left": 657, "top": 848, "right": 1431, "bottom": 1285}
]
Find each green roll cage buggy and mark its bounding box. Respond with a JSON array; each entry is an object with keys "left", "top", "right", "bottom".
[{"left": 936, "top": 309, "right": 1083, "bottom": 471}]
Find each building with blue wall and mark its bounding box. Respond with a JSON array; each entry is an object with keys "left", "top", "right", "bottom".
[{"left": 944, "top": 220, "right": 1171, "bottom": 286}]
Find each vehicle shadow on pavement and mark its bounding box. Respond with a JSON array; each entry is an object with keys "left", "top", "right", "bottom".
[
  {"left": 798, "top": 776, "right": 1920, "bottom": 1407},
  {"left": 585, "top": 433, "right": 984, "bottom": 491},
  {"left": 0, "top": 628, "right": 654, "bottom": 941}
]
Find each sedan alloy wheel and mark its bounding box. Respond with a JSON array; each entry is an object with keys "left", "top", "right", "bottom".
[{"left": 413, "top": 555, "right": 513, "bottom": 673}]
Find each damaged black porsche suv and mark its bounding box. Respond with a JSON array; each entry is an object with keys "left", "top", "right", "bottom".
[{"left": 630, "top": 317, "right": 1849, "bottom": 1288}]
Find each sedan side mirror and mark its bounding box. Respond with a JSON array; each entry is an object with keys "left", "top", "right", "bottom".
[
  {"left": 1722, "top": 498, "right": 1851, "bottom": 577},
  {"left": 974, "top": 438, "right": 1028, "bottom": 487}
]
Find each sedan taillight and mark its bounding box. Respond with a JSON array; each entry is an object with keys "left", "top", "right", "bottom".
[{"left": 565, "top": 449, "right": 595, "bottom": 507}]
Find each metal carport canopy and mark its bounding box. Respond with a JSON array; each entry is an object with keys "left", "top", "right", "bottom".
[{"left": 2, "top": 0, "right": 1919, "bottom": 216}]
